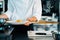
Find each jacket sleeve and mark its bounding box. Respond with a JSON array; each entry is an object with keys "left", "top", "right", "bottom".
[
  {"left": 33, "top": 0, "right": 42, "bottom": 21},
  {"left": 4, "top": 0, "right": 14, "bottom": 19}
]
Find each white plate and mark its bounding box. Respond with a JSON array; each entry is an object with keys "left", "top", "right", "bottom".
[
  {"left": 6, "top": 21, "right": 26, "bottom": 25},
  {"left": 6, "top": 21, "right": 37, "bottom": 25}
]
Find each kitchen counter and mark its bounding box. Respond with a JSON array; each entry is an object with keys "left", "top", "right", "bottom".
[
  {"left": 36, "top": 20, "right": 58, "bottom": 24},
  {"left": 27, "top": 20, "right": 58, "bottom": 40}
]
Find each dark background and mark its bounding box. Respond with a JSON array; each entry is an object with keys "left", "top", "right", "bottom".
[
  {"left": 5, "top": 0, "right": 8, "bottom": 12},
  {"left": 41, "top": 0, "right": 59, "bottom": 16}
]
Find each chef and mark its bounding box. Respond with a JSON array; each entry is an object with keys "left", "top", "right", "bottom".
[{"left": 0, "top": 0, "right": 42, "bottom": 40}]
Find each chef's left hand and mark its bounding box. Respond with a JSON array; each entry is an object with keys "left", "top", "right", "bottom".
[{"left": 24, "top": 16, "right": 37, "bottom": 26}]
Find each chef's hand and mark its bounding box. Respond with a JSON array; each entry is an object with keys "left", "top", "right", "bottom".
[
  {"left": 27, "top": 16, "right": 37, "bottom": 22},
  {"left": 0, "top": 14, "right": 8, "bottom": 19},
  {"left": 24, "top": 16, "right": 37, "bottom": 26},
  {"left": 24, "top": 21, "right": 31, "bottom": 26}
]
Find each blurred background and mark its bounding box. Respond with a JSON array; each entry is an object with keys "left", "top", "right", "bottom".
[{"left": 0, "top": 0, "right": 59, "bottom": 40}]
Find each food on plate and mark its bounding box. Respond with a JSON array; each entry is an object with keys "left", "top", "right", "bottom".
[{"left": 16, "top": 20, "right": 22, "bottom": 23}]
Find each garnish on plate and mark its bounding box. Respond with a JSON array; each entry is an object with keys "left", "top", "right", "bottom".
[{"left": 16, "top": 20, "right": 22, "bottom": 23}]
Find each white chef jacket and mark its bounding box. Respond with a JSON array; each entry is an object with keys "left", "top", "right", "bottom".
[{"left": 4, "top": 0, "right": 42, "bottom": 21}]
